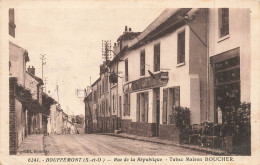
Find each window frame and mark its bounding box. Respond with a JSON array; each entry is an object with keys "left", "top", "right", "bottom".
[
  {"left": 177, "top": 30, "right": 185, "bottom": 65},
  {"left": 218, "top": 8, "right": 229, "bottom": 39},
  {"left": 125, "top": 59, "right": 129, "bottom": 82},
  {"left": 140, "top": 49, "right": 146, "bottom": 76},
  {"left": 153, "top": 43, "right": 160, "bottom": 72}
]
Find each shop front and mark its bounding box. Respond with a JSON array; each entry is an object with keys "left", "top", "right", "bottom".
[{"left": 122, "top": 71, "right": 168, "bottom": 137}]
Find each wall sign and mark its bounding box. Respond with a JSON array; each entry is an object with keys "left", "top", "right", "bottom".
[{"left": 124, "top": 71, "right": 168, "bottom": 93}]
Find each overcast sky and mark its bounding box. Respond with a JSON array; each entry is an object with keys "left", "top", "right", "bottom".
[{"left": 14, "top": 8, "right": 165, "bottom": 115}]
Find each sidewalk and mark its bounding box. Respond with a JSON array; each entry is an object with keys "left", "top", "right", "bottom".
[
  {"left": 101, "top": 133, "right": 229, "bottom": 155},
  {"left": 17, "top": 134, "right": 45, "bottom": 156}
]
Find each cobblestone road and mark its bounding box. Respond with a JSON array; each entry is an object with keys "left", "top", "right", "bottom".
[{"left": 43, "top": 134, "right": 210, "bottom": 156}]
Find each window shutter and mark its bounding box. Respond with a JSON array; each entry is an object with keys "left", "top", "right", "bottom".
[
  {"left": 123, "top": 95, "right": 126, "bottom": 116},
  {"left": 174, "top": 86, "right": 180, "bottom": 106},
  {"left": 136, "top": 93, "right": 140, "bottom": 122},
  {"left": 163, "top": 88, "right": 168, "bottom": 124},
  {"left": 128, "top": 94, "right": 130, "bottom": 116},
  {"left": 145, "top": 92, "right": 149, "bottom": 123}
]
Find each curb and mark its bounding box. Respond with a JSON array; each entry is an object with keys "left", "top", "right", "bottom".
[{"left": 100, "top": 133, "right": 230, "bottom": 156}]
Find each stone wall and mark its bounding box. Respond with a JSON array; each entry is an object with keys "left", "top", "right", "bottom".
[
  {"left": 159, "top": 124, "right": 180, "bottom": 143},
  {"left": 129, "top": 122, "right": 156, "bottom": 137},
  {"left": 9, "top": 77, "right": 17, "bottom": 155}
]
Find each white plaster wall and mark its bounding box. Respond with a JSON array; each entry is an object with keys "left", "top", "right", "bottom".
[
  {"left": 9, "top": 42, "right": 26, "bottom": 86},
  {"left": 121, "top": 25, "right": 192, "bottom": 124},
  {"left": 208, "top": 9, "right": 251, "bottom": 121},
  {"left": 209, "top": 9, "right": 251, "bottom": 102},
  {"left": 25, "top": 72, "right": 38, "bottom": 100}
]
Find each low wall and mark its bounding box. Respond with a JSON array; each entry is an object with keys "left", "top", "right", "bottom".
[
  {"left": 130, "top": 122, "right": 156, "bottom": 137},
  {"left": 159, "top": 124, "right": 180, "bottom": 143},
  {"left": 121, "top": 119, "right": 132, "bottom": 133}
]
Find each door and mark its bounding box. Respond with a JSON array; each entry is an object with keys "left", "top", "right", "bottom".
[{"left": 154, "top": 88, "right": 160, "bottom": 137}]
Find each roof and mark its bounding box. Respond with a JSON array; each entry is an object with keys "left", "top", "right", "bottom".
[
  {"left": 26, "top": 71, "right": 44, "bottom": 85},
  {"left": 129, "top": 8, "right": 191, "bottom": 51},
  {"left": 9, "top": 41, "right": 30, "bottom": 62},
  {"left": 16, "top": 95, "right": 48, "bottom": 115},
  {"left": 83, "top": 91, "right": 92, "bottom": 102},
  {"left": 117, "top": 32, "right": 141, "bottom": 42},
  {"left": 109, "top": 8, "right": 192, "bottom": 63},
  {"left": 91, "top": 77, "right": 101, "bottom": 87}
]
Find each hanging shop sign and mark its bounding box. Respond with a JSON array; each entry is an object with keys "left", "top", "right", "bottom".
[{"left": 123, "top": 71, "right": 168, "bottom": 93}]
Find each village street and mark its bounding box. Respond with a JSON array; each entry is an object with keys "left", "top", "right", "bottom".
[{"left": 43, "top": 134, "right": 210, "bottom": 156}]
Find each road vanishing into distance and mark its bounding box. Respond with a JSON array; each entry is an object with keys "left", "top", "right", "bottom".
[{"left": 43, "top": 134, "right": 210, "bottom": 156}]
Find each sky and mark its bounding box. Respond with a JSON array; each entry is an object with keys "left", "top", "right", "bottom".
[{"left": 14, "top": 7, "right": 165, "bottom": 115}]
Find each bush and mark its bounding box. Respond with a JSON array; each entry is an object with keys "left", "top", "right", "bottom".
[{"left": 173, "top": 106, "right": 191, "bottom": 143}]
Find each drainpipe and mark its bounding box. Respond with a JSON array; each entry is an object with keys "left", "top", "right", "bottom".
[{"left": 206, "top": 8, "right": 210, "bottom": 122}]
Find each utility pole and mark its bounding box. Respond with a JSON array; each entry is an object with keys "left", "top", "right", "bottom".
[
  {"left": 56, "top": 84, "right": 60, "bottom": 103},
  {"left": 44, "top": 77, "right": 48, "bottom": 93},
  {"left": 40, "top": 54, "right": 46, "bottom": 80}
]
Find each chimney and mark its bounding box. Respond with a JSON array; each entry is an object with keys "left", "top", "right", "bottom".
[
  {"left": 9, "top": 8, "right": 16, "bottom": 38},
  {"left": 125, "top": 26, "right": 128, "bottom": 32},
  {"left": 27, "top": 66, "right": 35, "bottom": 75},
  {"left": 113, "top": 42, "right": 120, "bottom": 56},
  {"left": 129, "top": 28, "right": 131, "bottom": 32}
]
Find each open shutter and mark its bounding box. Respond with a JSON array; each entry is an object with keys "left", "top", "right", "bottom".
[
  {"left": 174, "top": 86, "right": 180, "bottom": 107},
  {"left": 136, "top": 93, "right": 140, "bottom": 122},
  {"left": 145, "top": 92, "right": 149, "bottom": 123},
  {"left": 128, "top": 94, "right": 131, "bottom": 116},
  {"left": 123, "top": 95, "right": 126, "bottom": 116},
  {"left": 163, "top": 88, "right": 168, "bottom": 124}
]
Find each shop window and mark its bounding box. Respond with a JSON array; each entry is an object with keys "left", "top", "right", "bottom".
[
  {"left": 177, "top": 31, "right": 185, "bottom": 64},
  {"left": 123, "top": 93, "right": 130, "bottom": 116},
  {"left": 140, "top": 50, "right": 145, "bottom": 76},
  {"left": 214, "top": 55, "right": 240, "bottom": 123},
  {"left": 219, "top": 8, "right": 229, "bottom": 38},
  {"left": 125, "top": 59, "right": 128, "bottom": 82},
  {"left": 154, "top": 43, "right": 160, "bottom": 72}
]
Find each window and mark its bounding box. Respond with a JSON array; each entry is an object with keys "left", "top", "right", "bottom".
[
  {"left": 105, "top": 76, "right": 108, "bottom": 92},
  {"left": 105, "top": 99, "right": 108, "bottom": 114},
  {"left": 123, "top": 93, "right": 130, "bottom": 116},
  {"left": 214, "top": 55, "right": 240, "bottom": 123},
  {"left": 140, "top": 50, "right": 145, "bottom": 76},
  {"left": 219, "top": 8, "right": 229, "bottom": 38},
  {"left": 102, "top": 101, "right": 105, "bottom": 115},
  {"left": 137, "top": 92, "right": 149, "bottom": 122},
  {"left": 112, "top": 95, "right": 115, "bottom": 112},
  {"left": 94, "top": 90, "right": 97, "bottom": 102},
  {"left": 154, "top": 44, "right": 160, "bottom": 72},
  {"left": 177, "top": 31, "right": 185, "bottom": 64},
  {"left": 102, "top": 79, "right": 104, "bottom": 94},
  {"left": 125, "top": 59, "right": 128, "bottom": 81}
]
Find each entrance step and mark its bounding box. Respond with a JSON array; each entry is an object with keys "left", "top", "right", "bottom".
[{"left": 114, "top": 130, "right": 122, "bottom": 134}]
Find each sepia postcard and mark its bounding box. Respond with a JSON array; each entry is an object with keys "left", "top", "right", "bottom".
[{"left": 0, "top": 0, "right": 260, "bottom": 164}]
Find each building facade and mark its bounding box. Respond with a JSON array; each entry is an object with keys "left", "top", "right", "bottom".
[
  {"left": 9, "top": 8, "right": 48, "bottom": 154},
  {"left": 84, "top": 8, "right": 251, "bottom": 143},
  {"left": 208, "top": 8, "right": 251, "bottom": 123}
]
